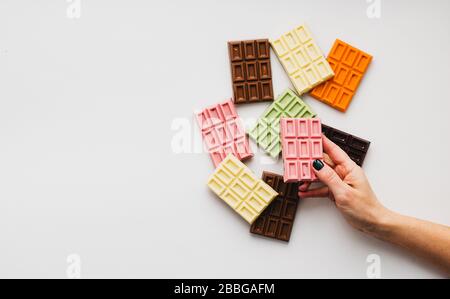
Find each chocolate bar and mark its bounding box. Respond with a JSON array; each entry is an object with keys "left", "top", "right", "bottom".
[
  {"left": 270, "top": 24, "right": 334, "bottom": 95},
  {"left": 250, "top": 172, "right": 299, "bottom": 242},
  {"left": 196, "top": 100, "right": 253, "bottom": 167},
  {"left": 248, "top": 88, "right": 316, "bottom": 158},
  {"left": 322, "top": 124, "right": 370, "bottom": 166},
  {"left": 228, "top": 39, "right": 274, "bottom": 104},
  {"left": 281, "top": 118, "right": 323, "bottom": 183},
  {"left": 311, "top": 39, "right": 373, "bottom": 112},
  {"left": 208, "top": 155, "right": 278, "bottom": 224}
]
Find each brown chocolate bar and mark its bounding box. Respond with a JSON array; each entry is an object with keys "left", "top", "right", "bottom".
[
  {"left": 228, "top": 39, "right": 274, "bottom": 104},
  {"left": 250, "top": 172, "right": 299, "bottom": 242},
  {"left": 322, "top": 124, "right": 371, "bottom": 166}
]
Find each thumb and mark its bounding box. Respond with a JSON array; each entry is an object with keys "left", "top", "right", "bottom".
[{"left": 312, "top": 160, "right": 348, "bottom": 196}]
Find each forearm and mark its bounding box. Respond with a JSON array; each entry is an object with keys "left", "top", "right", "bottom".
[{"left": 374, "top": 210, "right": 450, "bottom": 273}]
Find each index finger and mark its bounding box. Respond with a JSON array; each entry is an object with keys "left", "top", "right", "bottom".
[{"left": 322, "top": 134, "right": 355, "bottom": 169}]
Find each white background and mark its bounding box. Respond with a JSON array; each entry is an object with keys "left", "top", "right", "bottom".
[{"left": 0, "top": 0, "right": 449, "bottom": 279}]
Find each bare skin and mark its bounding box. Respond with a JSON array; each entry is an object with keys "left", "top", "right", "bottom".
[{"left": 299, "top": 135, "right": 450, "bottom": 275}]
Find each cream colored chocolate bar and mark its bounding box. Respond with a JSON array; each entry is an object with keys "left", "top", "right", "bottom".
[
  {"left": 271, "top": 24, "right": 334, "bottom": 95},
  {"left": 207, "top": 154, "right": 278, "bottom": 224}
]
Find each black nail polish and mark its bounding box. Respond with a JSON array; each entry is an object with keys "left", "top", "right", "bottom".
[{"left": 313, "top": 160, "right": 324, "bottom": 171}]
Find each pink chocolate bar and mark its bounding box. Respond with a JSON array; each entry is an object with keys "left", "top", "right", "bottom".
[
  {"left": 280, "top": 118, "right": 323, "bottom": 183},
  {"left": 196, "top": 100, "right": 253, "bottom": 167}
]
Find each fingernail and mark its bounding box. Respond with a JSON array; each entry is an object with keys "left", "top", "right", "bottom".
[{"left": 313, "top": 160, "right": 324, "bottom": 171}]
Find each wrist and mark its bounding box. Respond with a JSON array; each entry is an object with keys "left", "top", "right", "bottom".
[{"left": 369, "top": 207, "right": 399, "bottom": 240}]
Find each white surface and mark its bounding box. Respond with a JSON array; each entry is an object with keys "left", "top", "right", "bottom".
[{"left": 0, "top": 0, "right": 449, "bottom": 279}]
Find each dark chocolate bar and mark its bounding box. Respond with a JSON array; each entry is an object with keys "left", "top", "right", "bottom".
[
  {"left": 322, "top": 124, "right": 371, "bottom": 166},
  {"left": 250, "top": 172, "right": 299, "bottom": 242}
]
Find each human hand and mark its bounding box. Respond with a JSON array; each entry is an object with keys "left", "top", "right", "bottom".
[{"left": 298, "top": 135, "right": 391, "bottom": 235}]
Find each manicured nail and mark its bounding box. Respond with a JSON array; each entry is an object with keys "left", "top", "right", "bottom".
[{"left": 313, "top": 160, "right": 324, "bottom": 171}]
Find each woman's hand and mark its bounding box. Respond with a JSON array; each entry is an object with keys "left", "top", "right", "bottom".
[
  {"left": 299, "top": 135, "right": 450, "bottom": 274},
  {"left": 298, "top": 135, "right": 390, "bottom": 236},
  {"left": 299, "top": 136, "right": 450, "bottom": 277}
]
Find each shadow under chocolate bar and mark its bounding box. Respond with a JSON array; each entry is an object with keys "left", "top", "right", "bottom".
[{"left": 322, "top": 124, "right": 371, "bottom": 166}]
